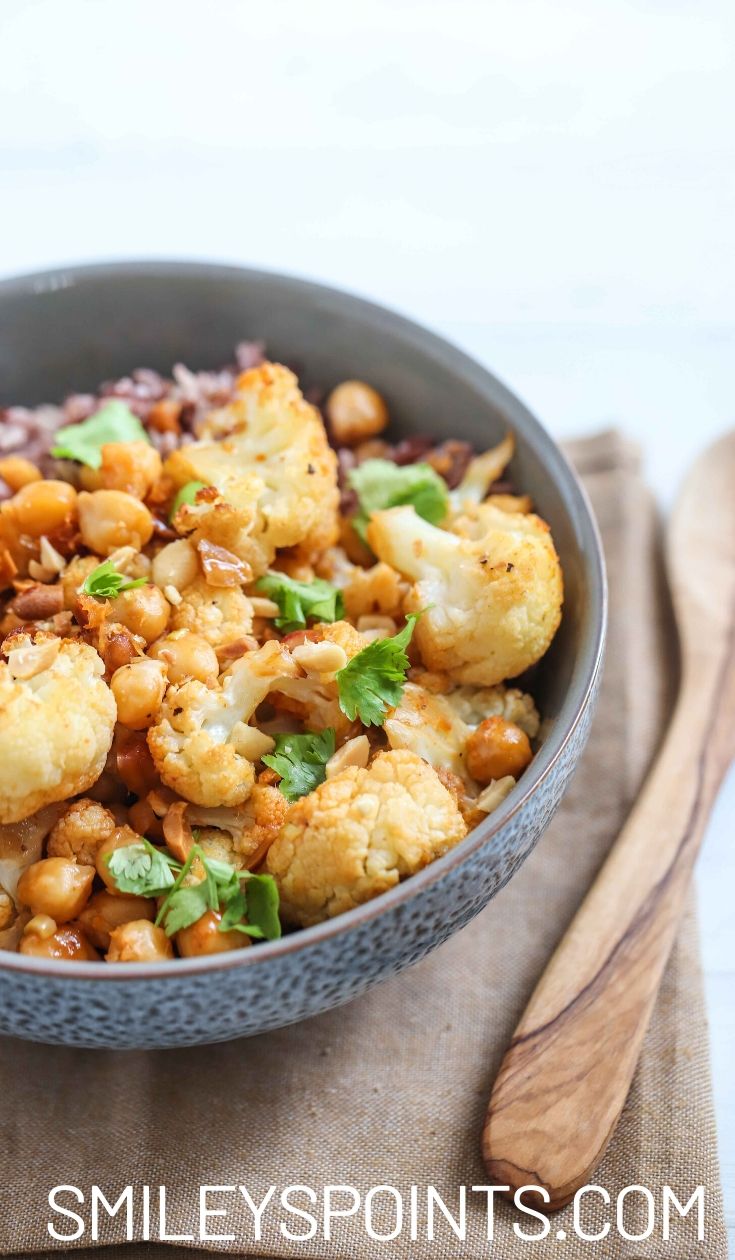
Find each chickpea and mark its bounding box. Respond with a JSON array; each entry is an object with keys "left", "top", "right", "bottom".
[
  {"left": 96, "top": 825, "right": 146, "bottom": 892},
  {"left": 148, "top": 630, "right": 219, "bottom": 685},
  {"left": 111, "top": 658, "right": 167, "bottom": 730},
  {"left": 176, "top": 909, "right": 251, "bottom": 958},
  {"left": 326, "top": 380, "right": 389, "bottom": 447},
  {"left": 109, "top": 583, "right": 170, "bottom": 644},
  {"left": 10, "top": 480, "right": 77, "bottom": 536},
  {"left": 16, "top": 857, "right": 94, "bottom": 923},
  {"left": 127, "top": 798, "right": 163, "bottom": 841},
  {"left": 19, "top": 922, "right": 99, "bottom": 961},
  {"left": 106, "top": 919, "right": 174, "bottom": 963},
  {"left": 0, "top": 456, "right": 42, "bottom": 492},
  {"left": 151, "top": 538, "right": 199, "bottom": 593},
  {"left": 78, "top": 890, "right": 155, "bottom": 951},
  {"left": 77, "top": 489, "right": 153, "bottom": 555},
  {"left": 465, "top": 716, "right": 533, "bottom": 785},
  {"left": 80, "top": 441, "right": 162, "bottom": 500}
]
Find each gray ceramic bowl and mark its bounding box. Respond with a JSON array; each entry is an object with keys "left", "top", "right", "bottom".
[{"left": 0, "top": 262, "right": 605, "bottom": 1048}]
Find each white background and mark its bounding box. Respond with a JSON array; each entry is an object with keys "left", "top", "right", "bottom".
[{"left": 1, "top": 0, "right": 733, "bottom": 1247}]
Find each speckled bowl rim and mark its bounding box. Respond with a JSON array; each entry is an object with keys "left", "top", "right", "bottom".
[{"left": 0, "top": 259, "right": 607, "bottom": 981}]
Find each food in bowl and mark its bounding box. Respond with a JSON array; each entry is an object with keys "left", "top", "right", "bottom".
[{"left": 0, "top": 343, "right": 563, "bottom": 964}]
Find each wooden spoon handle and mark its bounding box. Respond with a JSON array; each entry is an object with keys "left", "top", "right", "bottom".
[{"left": 481, "top": 658, "right": 735, "bottom": 1210}]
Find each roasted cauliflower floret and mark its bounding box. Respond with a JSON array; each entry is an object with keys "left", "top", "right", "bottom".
[
  {"left": 367, "top": 504, "right": 563, "bottom": 686},
  {"left": 448, "top": 432, "right": 515, "bottom": 513},
  {"left": 187, "top": 785, "right": 289, "bottom": 868},
  {"left": 164, "top": 363, "right": 339, "bottom": 574},
  {"left": 342, "top": 561, "right": 409, "bottom": 622},
  {"left": 170, "top": 576, "right": 254, "bottom": 652},
  {"left": 0, "top": 637, "right": 116, "bottom": 824},
  {"left": 270, "top": 620, "right": 370, "bottom": 738},
  {"left": 147, "top": 640, "right": 297, "bottom": 807},
  {"left": 384, "top": 682, "right": 473, "bottom": 783},
  {"left": 46, "top": 799, "right": 117, "bottom": 866},
  {"left": 445, "top": 684, "right": 540, "bottom": 738},
  {"left": 266, "top": 749, "right": 467, "bottom": 926}
]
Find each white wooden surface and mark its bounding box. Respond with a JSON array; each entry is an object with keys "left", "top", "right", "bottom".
[{"left": 0, "top": 1, "right": 733, "bottom": 1248}]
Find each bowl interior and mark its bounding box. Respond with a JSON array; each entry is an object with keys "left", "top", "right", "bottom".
[{"left": 0, "top": 262, "right": 600, "bottom": 737}]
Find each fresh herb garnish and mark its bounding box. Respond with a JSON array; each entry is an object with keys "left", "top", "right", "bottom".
[
  {"left": 169, "top": 480, "right": 208, "bottom": 522},
  {"left": 349, "top": 459, "right": 448, "bottom": 541},
  {"left": 51, "top": 400, "right": 150, "bottom": 469},
  {"left": 152, "top": 845, "right": 281, "bottom": 940},
  {"left": 254, "top": 572, "right": 344, "bottom": 632},
  {"left": 105, "top": 839, "right": 180, "bottom": 897},
  {"left": 263, "top": 729, "right": 336, "bottom": 802},
  {"left": 81, "top": 559, "right": 148, "bottom": 599},
  {"left": 336, "top": 614, "right": 418, "bottom": 726},
  {"left": 218, "top": 873, "right": 281, "bottom": 940}
]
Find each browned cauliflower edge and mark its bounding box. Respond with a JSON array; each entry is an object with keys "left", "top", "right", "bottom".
[
  {"left": 0, "top": 639, "right": 116, "bottom": 825},
  {"left": 266, "top": 749, "right": 467, "bottom": 927}
]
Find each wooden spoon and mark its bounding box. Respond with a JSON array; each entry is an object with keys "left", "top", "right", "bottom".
[{"left": 482, "top": 431, "right": 735, "bottom": 1211}]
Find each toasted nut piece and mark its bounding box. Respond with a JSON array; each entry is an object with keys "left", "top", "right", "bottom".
[
  {"left": 474, "top": 775, "right": 517, "bottom": 814},
  {"left": 106, "top": 920, "right": 174, "bottom": 962},
  {"left": 9, "top": 583, "right": 64, "bottom": 620},
  {"left": 151, "top": 539, "right": 199, "bottom": 592},
  {"left": 78, "top": 890, "right": 156, "bottom": 951},
  {"left": 325, "top": 734, "right": 370, "bottom": 778},
  {"left": 28, "top": 535, "right": 67, "bottom": 582},
  {"left": 39, "top": 535, "right": 67, "bottom": 572},
  {"left": 326, "top": 380, "right": 388, "bottom": 446},
  {"left": 465, "top": 716, "right": 533, "bottom": 784},
  {"left": 292, "top": 640, "right": 347, "bottom": 674},
  {"left": 176, "top": 909, "right": 251, "bottom": 957},
  {"left": 16, "top": 857, "right": 94, "bottom": 923},
  {"left": 249, "top": 596, "right": 281, "bottom": 618},
  {"left": 234, "top": 726, "right": 276, "bottom": 760},
  {"left": 355, "top": 614, "right": 397, "bottom": 635},
  {"left": 6, "top": 637, "right": 61, "bottom": 679},
  {"left": 20, "top": 922, "right": 99, "bottom": 961}
]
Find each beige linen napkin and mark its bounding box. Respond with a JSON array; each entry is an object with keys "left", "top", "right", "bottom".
[{"left": 0, "top": 432, "right": 727, "bottom": 1259}]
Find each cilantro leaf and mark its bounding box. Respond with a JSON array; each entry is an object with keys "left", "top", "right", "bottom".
[
  {"left": 254, "top": 572, "right": 344, "bottom": 632},
  {"left": 50, "top": 400, "right": 151, "bottom": 469},
  {"left": 240, "top": 874, "right": 281, "bottom": 940},
  {"left": 349, "top": 459, "right": 448, "bottom": 541},
  {"left": 155, "top": 844, "right": 282, "bottom": 940},
  {"left": 169, "top": 480, "right": 208, "bottom": 522},
  {"left": 81, "top": 559, "right": 148, "bottom": 599},
  {"left": 263, "top": 729, "right": 336, "bottom": 802},
  {"left": 106, "top": 840, "right": 180, "bottom": 897},
  {"left": 336, "top": 614, "right": 418, "bottom": 726},
  {"left": 161, "top": 883, "right": 212, "bottom": 936}
]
